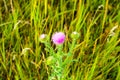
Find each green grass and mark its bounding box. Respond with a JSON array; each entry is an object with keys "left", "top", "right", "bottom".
[{"left": 0, "top": 0, "right": 120, "bottom": 80}]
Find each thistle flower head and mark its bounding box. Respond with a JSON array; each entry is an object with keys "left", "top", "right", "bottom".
[{"left": 52, "top": 32, "right": 65, "bottom": 45}]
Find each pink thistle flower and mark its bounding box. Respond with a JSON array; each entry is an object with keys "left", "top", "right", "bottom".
[{"left": 52, "top": 32, "right": 65, "bottom": 45}]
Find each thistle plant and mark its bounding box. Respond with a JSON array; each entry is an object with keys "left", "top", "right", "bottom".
[{"left": 39, "top": 31, "right": 80, "bottom": 80}]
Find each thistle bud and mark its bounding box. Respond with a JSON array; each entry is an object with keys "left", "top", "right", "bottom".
[
  {"left": 71, "top": 31, "right": 80, "bottom": 40},
  {"left": 46, "top": 56, "right": 55, "bottom": 65},
  {"left": 39, "top": 34, "right": 47, "bottom": 43}
]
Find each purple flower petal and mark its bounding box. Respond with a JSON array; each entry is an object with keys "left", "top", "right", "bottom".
[{"left": 52, "top": 32, "right": 65, "bottom": 45}]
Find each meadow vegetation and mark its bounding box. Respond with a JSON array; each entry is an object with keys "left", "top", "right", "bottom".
[{"left": 0, "top": 0, "right": 120, "bottom": 80}]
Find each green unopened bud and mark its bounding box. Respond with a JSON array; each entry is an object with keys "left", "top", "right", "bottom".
[
  {"left": 71, "top": 31, "right": 80, "bottom": 40},
  {"left": 46, "top": 56, "right": 55, "bottom": 65}
]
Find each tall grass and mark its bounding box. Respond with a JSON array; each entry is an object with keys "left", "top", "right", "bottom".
[{"left": 0, "top": 0, "right": 120, "bottom": 80}]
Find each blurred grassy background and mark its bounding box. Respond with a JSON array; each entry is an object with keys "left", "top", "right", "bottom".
[{"left": 0, "top": 0, "right": 120, "bottom": 80}]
